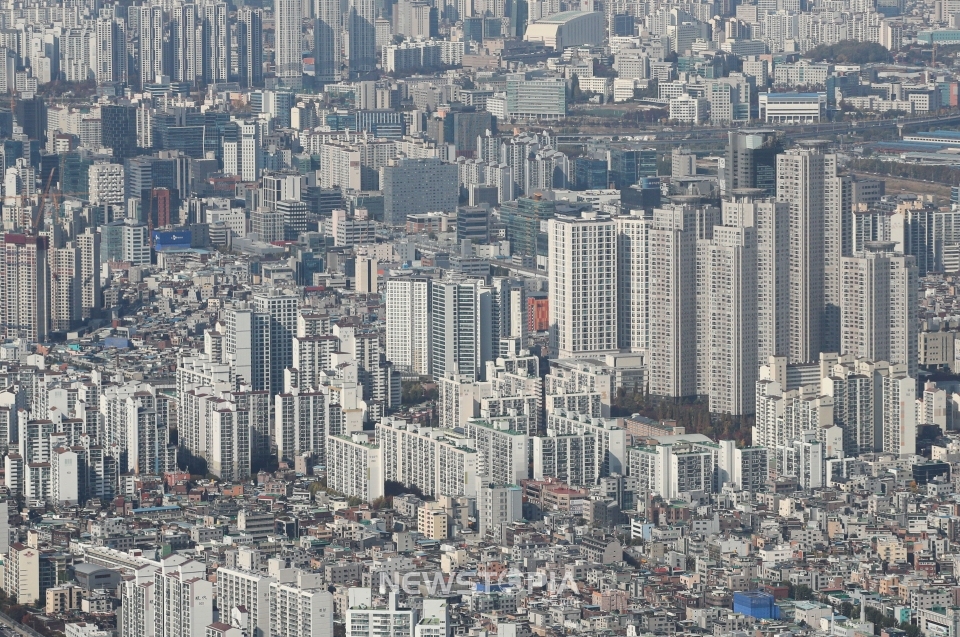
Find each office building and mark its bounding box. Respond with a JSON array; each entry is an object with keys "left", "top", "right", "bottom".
[
  {"left": 101, "top": 104, "right": 138, "bottom": 160},
  {"left": 724, "top": 130, "right": 782, "bottom": 195},
  {"left": 547, "top": 212, "right": 618, "bottom": 359},
  {"left": 381, "top": 158, "right": 458, "bottom": 225}
]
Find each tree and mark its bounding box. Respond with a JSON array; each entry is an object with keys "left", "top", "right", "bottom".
[
  {"left": 804, "top": 40, "right": 892, "bottom": 64},
  {"left": 570, "top": 74, "right": 584, "bottom": 104}
]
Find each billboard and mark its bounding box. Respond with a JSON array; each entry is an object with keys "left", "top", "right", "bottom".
[{"left": 153, "top": 230, "right": 192, "bottom": 251}]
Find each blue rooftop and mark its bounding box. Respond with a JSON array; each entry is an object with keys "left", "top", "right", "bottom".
[{"left": 910, "top": 130, "right": 960, "bottom": 139}]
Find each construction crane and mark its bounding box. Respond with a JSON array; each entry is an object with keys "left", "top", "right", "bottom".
[{"left": 31, "top": 169, "right": 56, "bottom": 234}]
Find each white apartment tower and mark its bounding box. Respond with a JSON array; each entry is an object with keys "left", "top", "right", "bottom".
[
  {"left": 777, "top": 142, "right": 827, "bottom": 364},
  {"left": 823, "top": 169, "right": 853, "bottom": 353},
  {"left": 172, "top": 3, "right": 200, "bottom": 85},
  {"left": 0, "top": 234, "right": 50, "bottom": 343},
  {"left": 155, "top": 555, "right": 213, "bottom": 637},
  {"left": 697, "top": 224, "right": 758, "bottom": 415},
  {"left": 386, "top": 277, "right": 430, "bottom": 375},
  {"left": 430, "top": 279, "right": 493, "bottom": 382},
  {"left": 722, "top": 190, "right": 789, "bottom": 365},
  {"left": 203, "top": 2, "right": 230, "bottom": 84},
  {"left": 275, "top": 0, "right": 304, "bottom": 87},
  {"left": 137, "top": 5, "right": 165, "bottom": 88},
  {"left": 216, "top": 567, "right": 273, "bottom": 637},
  {"left": 616, "top": 211, "right": 651, "bottom": 353},
  {"left": 254, "top": 292, "right": 300, "bottom": 395},
  {"left": 840, "top": 243, "right": 918, "bottom": 378},
  {"left": 269, "top": 573, "right": 334, "bottom": 637},
  {"left": 50, "top": 243, "right": 81, "bottom": 333},
  {"left": 77, "top": 228, "right": 101, "bottom": 319},
  {"left": 647, "top": 203, "right": 699, "bottom": 398},
  {"left": 881, "top": 368, "right": 916, "bottom": 456},
  {"left": 548, "top": 212, "right": 618, "bottom": 359},
  {"left": 478, "top": 483, "right": 522, "bottom": 540}
]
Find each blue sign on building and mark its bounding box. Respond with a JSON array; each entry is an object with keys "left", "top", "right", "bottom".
[{"left": 153, "top": 230, "right": 192, "bottom": 251}]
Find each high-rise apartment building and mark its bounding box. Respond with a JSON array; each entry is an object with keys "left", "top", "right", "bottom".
[
  {"left": 840, "top": 243, "right": 918, "bottom": 378},
  {"left": 269, "top": 573, "right": 334, "bottom": 637},
  {"left": 202, "top": 2, "right": 229, "bottom": 84},
  {"left": 314, "top": 0, "right": 341, "bottom": 83},
  {"left": 376, "top": 418, "right": 479, "bottom": 497},
  {"left": 216, "top": 567, "right": 273, "bottom": 637},
  {"left": 77, "top": 228, "right": 101, "bottom": 319},
  {"left": 154, "top": 555, "right": 213, "bottom": 637},
  {"left": 616, "top": 211, "right": 650, "bottom": 353},
  {"left": 777, "top": 141, "right": 827, "bottom": 364},
  {"left": 88, "top": 161, "right": 125, "bottom": 206},
  {"left": 275, "top": 0, "right": 304, "bottom": 87},
  {"left": 430, "top": 279, "right": 492, "bottom": 382},
  {"left": 237, "top": 8, "right": 264, "bottom": 88},
  {"left": 254, "top": 292, "right": 300, "bottom": 395},
  {"left": 387, "top": 278, "right": 430, "bottom": 375},
  {"left": 136, "top": 5, "right": 165, "bottom": 89},
  {"left": 697, "top": 224, "right": 758, "bottom": 415},
  {"left": 348, "top": 0, "right": 377, "bottom": 73},
  {"left": 478, "top": 483, "right": 522, "bottom": 541},
  {"left": 172, "top": 3, "right": 200, "bottom": 85},
  {"left": 823, "top": 169, "right": 852, "bottom": 353},
  {"left": 0, "top": 234, "right": 50, "bottom": 343},
  {"left": 722, "top": 190, "right": 789, "bottom": 365},
  {"left": 547, "top": 212, "right": 618, "bottom": 359},
  {"left": 648, "top": 203, "right": 699, "bottom": 398},
  {"left": 50, "top": 243, "right": 81, "bottom": 333},
  {"left": 95, "top": 17, "right": 126, "bottom": 84},
  {"left": 225, "top": 307, "right": 271, "bottom": 391},
  {"left": 326, "top": 433, "right": 384, "bottom": 502}
]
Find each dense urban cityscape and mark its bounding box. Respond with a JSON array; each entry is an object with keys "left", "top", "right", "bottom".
[{"left": 3, "top": 1, "right": 960, "bottom": 637}]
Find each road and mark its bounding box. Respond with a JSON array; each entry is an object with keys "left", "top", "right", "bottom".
[
  {"left": 553, "top": 113, "right": 960, "bottom": 146},
  {"left": 0, "top": 612, "right": 44, "bottom": 637}
]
